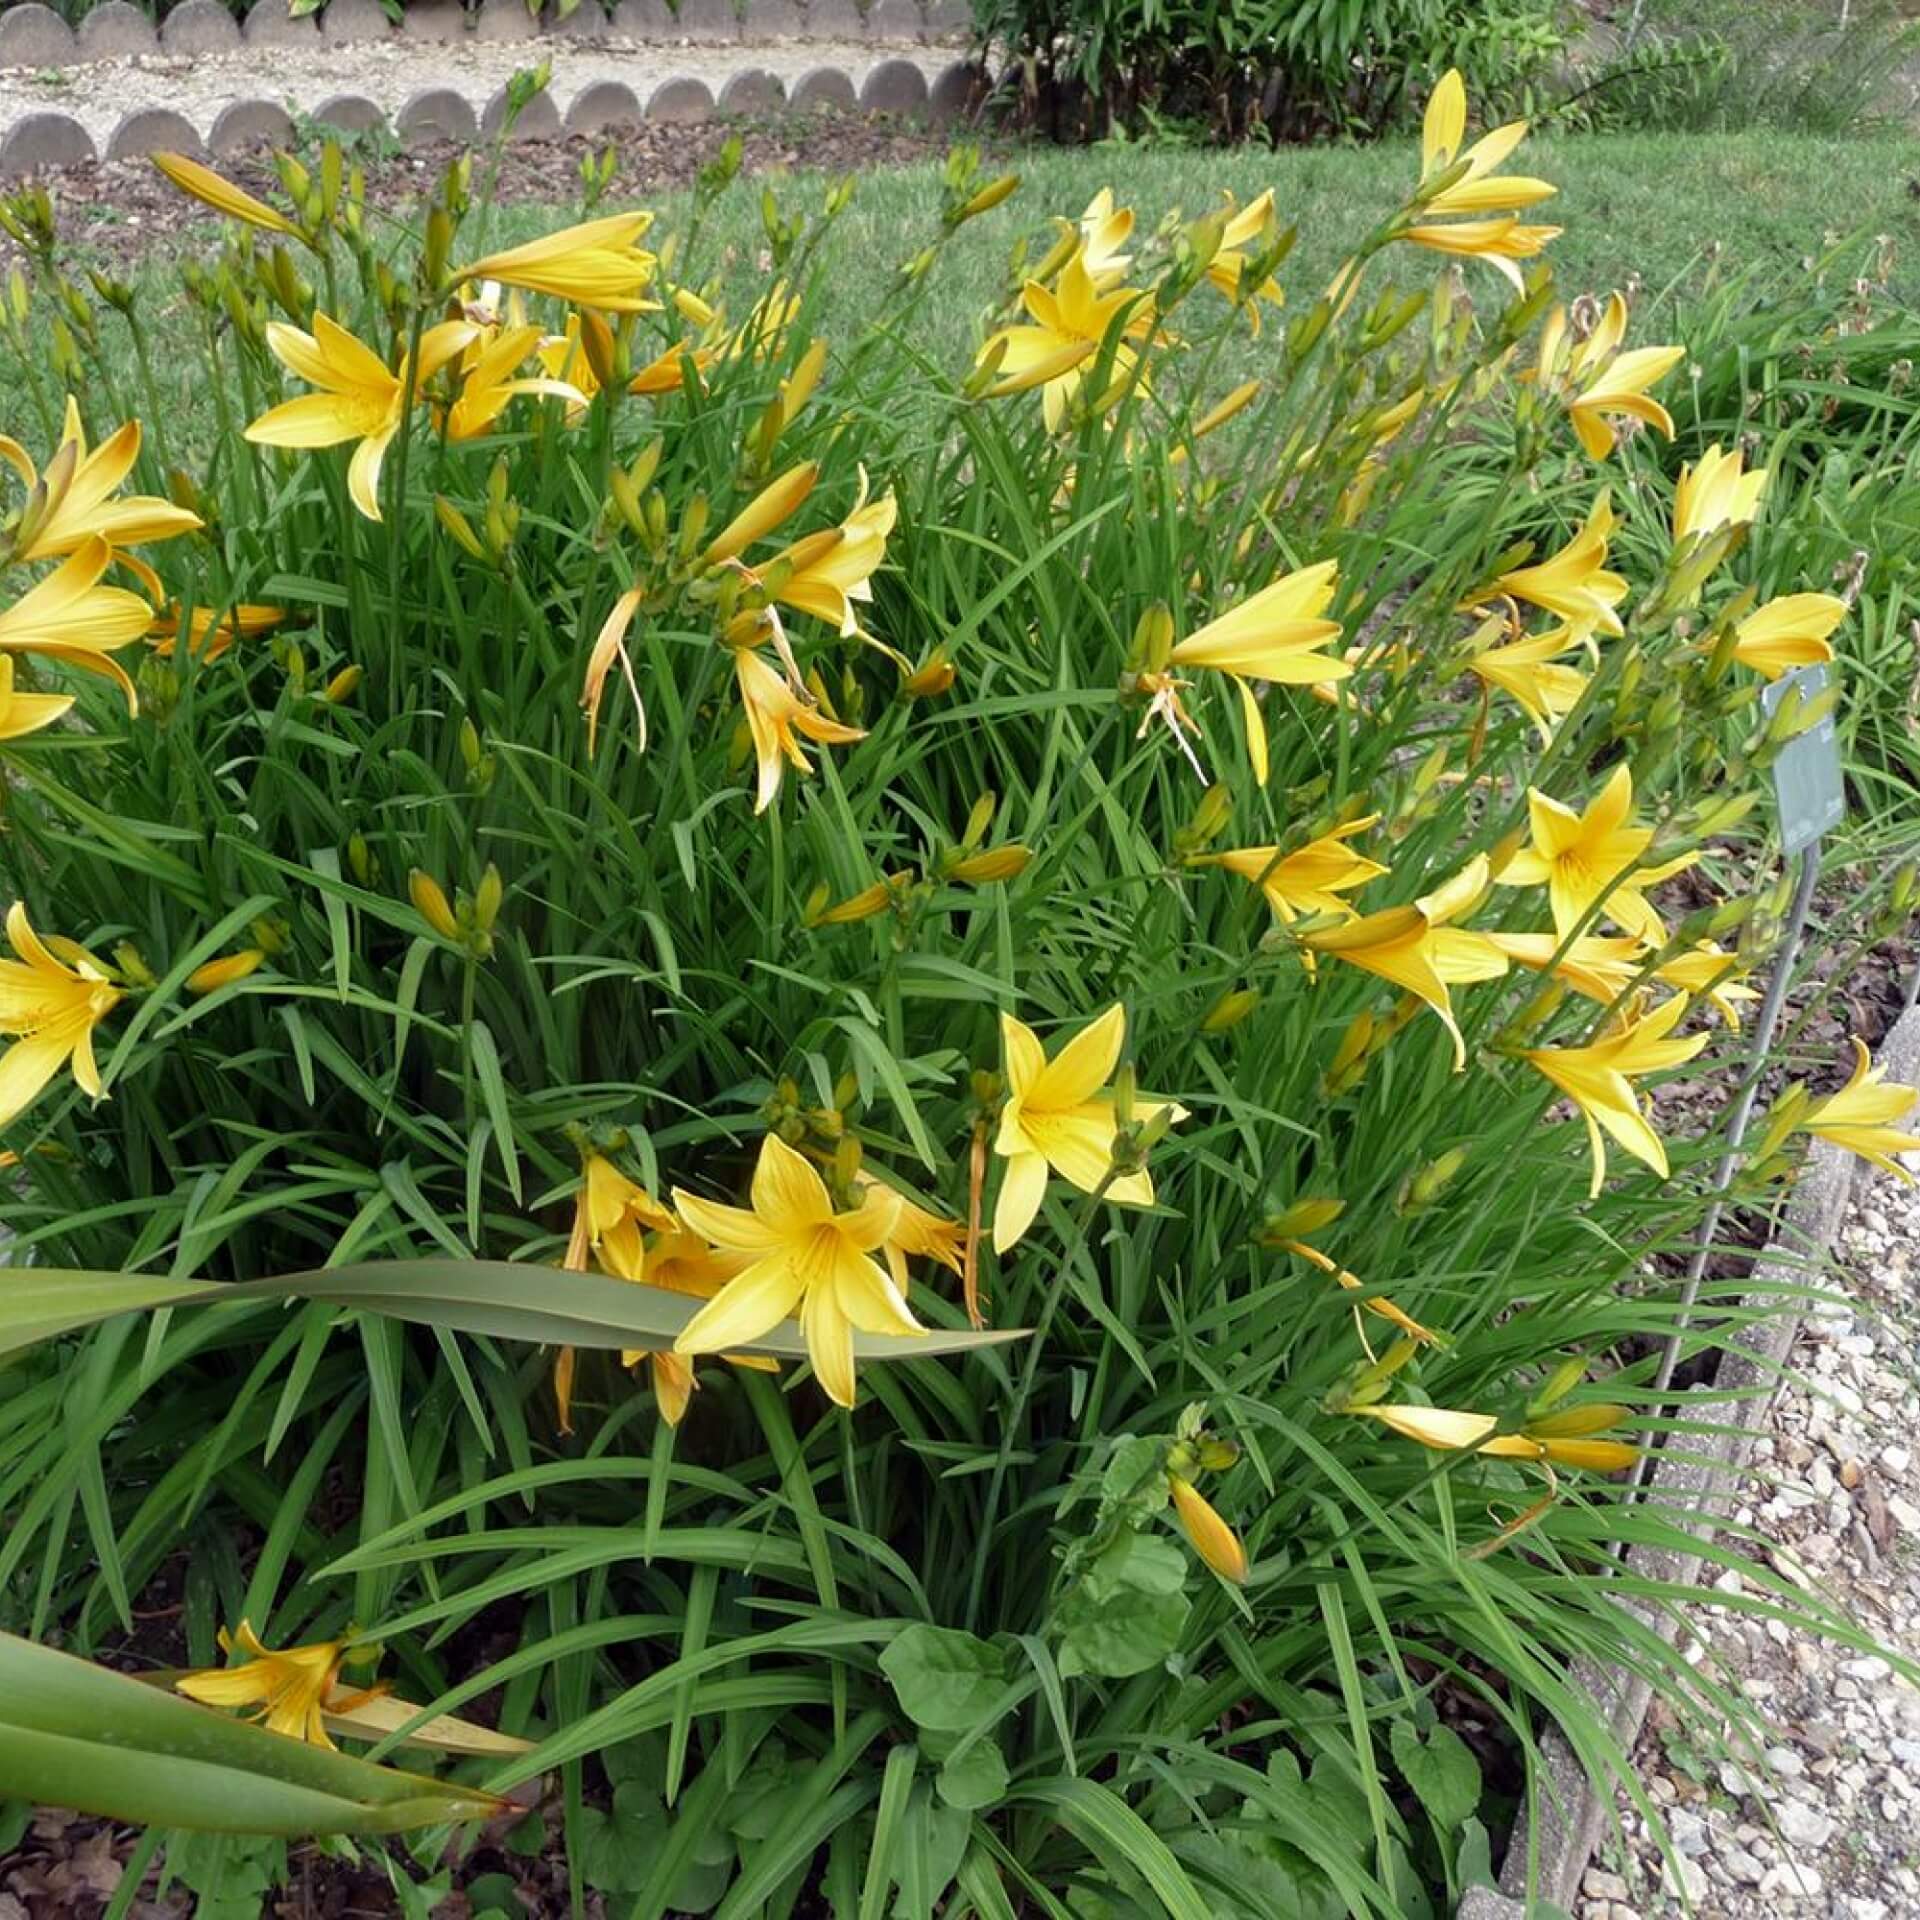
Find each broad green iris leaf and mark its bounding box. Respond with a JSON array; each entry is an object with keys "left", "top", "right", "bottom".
[
  {"left": 0, "top": 1633, "right": 505, "bottom": 1835},
  {"left": 0, "top": 1258, "right": 1027, "bottom": 1363}
]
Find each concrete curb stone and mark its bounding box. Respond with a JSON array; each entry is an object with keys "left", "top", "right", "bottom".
[
  {"left": 0, "top": 3, "right": 78, "bottom": 66},
  {"left": 162, "top": 0, "right": 244, "bottom": 53},
  {"left": 209, "top": 97, "right": 299, "bottom": 152},
  {"left": 563, "top": 76, "right": 644, "bottom": 131},
  {"left": 76, "top": 1, "right": 158, "bottom": 59},
  {"left": 1479, "top": 1004, "right": 1920, "bottom": 1917},
  {"left": 0, "top": 110, "right": 97, "bottom": 176},
  {"left": 106, "top": 105, "right": 205, "bottom": 158},
  {"left": 396, "top": 86, "right": 479, "bottom": 142},
  {"left": 789, "top": 64, "right": 856, "bottom": 110},
  {"left": 647, "top": 74, "right": 714, "bottom": 119}
]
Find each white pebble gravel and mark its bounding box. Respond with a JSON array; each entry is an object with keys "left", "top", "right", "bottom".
[{"left": 1589, "top": 1156, "right": 1920, "bottom": 1920}]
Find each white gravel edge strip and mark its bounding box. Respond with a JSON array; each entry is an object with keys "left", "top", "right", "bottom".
[{"left": 1459, "top": 1001, "right": 1920, "bottom": 1920}]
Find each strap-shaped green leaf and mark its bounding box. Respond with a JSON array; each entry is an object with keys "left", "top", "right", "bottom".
[
  {"left": 0, "top": 1633, "right": 503, "bottom": 1835},
  {"left": 0, "top": 1258, "right": 1027, "bottom": 1363}
]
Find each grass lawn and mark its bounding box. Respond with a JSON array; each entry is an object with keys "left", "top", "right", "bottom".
[{"left": 564, "top": 128, "right": 1920, "bottom": 359}]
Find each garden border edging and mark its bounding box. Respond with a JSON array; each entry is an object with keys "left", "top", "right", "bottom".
[
  {"left": 0, "top": 0, "right": 986, "bottom": 173},
  {"left": 1455, "top": 1001, "right": 1920, "bottom": 1919}
]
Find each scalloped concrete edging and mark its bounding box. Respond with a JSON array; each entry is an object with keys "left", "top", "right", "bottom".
[
  {"left": 1459, "top": 1002, "right": 1920, "bottom": 1919},
  {"left": 0, "top": 0, "right": 984, "bottom": 176},
  {"left": 0, "top": 0, "right": 970, "bottom": 66}
]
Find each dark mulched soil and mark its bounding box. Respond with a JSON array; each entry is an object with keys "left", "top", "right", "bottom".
[{"left": 0, "top": 113, "right": 980, "bottom": 275}]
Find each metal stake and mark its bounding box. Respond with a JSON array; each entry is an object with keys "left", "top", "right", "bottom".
[{"left": 1645, "top": 841, "right": 1822, "bottom": 1414}]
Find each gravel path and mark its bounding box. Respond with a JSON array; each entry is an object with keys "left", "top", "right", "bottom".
[
  {"left": 0, "top": 34, "right": 944, "bottom": 147},
  {"left": 1586, "top": 1144, "right": 1920, "bottom": 1919}
]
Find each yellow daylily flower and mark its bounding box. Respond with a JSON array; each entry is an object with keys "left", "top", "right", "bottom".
[
  {"left": 1523, "top": 992, "right": 1708, "bottom": 1196},
  {"left": 563, "top": 1151, "right": 763, "bottom": 1427},
  {"left": 992, "top": 1002, "right": 1185, "bottom": 1253},
  {"left": 764, "top": 486, "right": 898, "bottom": 637},
  {"left": 146, "top": 600, "right": 284, "bottom": 663},
  {"left": 671, "top": 1132, "right": 920, "bottom": 1410},
  {"left": 859, "top": 1174, "right": 967, "bottom": 1296},
  {"left": 1205, "top": 189, "right": 1285, "bottom": 330},
  {"left": 1403, "top": 72, "right": 1560, "bottom": 291},
  {"left": 0, "top": 901, "right": 122, "bottom": 1129},
  {"left": 456, "top": 212, "right": 659, "bottom": 314},
  {"left": 978, "top": 248, "right": 1157, "bottom": 432},
  {"left": 0, "top": 656, "right": 72, "bottom": 741},
  {"left": 0, "top": 398, "right": 202, "bottom": 585},
  {"left": 1486, "top": 929, "right": 1648, "bottom": 1003},
  {"left": 1484, "top": 492, "right": 1627, "bottom": 644},
  {"left": 1401, "top": 217, "right": 1560, "bottom": 292},
  {"left": 151, "top": 151, "right": 297, "bottom": 236},
  {"left": 1296, "top": 856, "right": 1506, "bottom": 1071},
  {"left": 175, "top": 1622, "right": 354, "bottom": 1748},
  {"left": 1726, "top": 592, "right": 1846, "bottom": 681},
  {"left": 1653, "top": 942, "right": 1758, "bottom": 1028},
  {"left": 1078, "top": 187, "right": 1136, "bottom": 285},
  {"left": 1495, "top": 762, "right": 1695, "bottom": 942},
  {"left": 1416, "top": 70, "right": 1557, "bottom": 219},
  {"left": 246, "top": 313, "right": 479, "bottom": 522},
  {"left": 0, "top": 533, "right": 152, "bottom": 712},
  {"left": 1204, "top": 815, "right": 1389, "bottom": 925},
  {"left": 445, "top": 323, "right": 585, "bottom": 441},
  {"left": 1468, "top": 625, "right": 1588, "bottom": 743},
  {"left": 1536, "top": 294, "right": 1683, "bottom": 461},
  {"left": 1801, "top": 1038, "right": 1920, "bottom": 1182},
  {"left": 1168, "top": 1475, "right": 1248, "bottom": 1584},
  {"left": 734, "top": 646, "right": 867, "bottom": 814},
  {"left": 1169, "top": 559, "right": 1348, "bottom": 782},
  {"left": 1673, "top": 442, "right": 1768, "bottom": 545}
]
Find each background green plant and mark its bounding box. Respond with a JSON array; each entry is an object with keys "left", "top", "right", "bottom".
[{"left": 0, "top": 119, "right": 1915, "bottom": 1918}]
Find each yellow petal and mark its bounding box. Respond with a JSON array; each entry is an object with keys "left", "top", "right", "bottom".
[{"left": 673, "top": 1250, "right": 807, "bottom": 1356}]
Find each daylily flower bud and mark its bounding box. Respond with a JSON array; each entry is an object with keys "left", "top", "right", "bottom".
[
  {"left": 1195, "top": 1437, "right": 1239, "bottom": 1472},
  {"left": 1128, "top": 602, "right": 1175, "bottom": 675},
  {"left": 1168, "top": 1476, "right": 1248, "bottom": 1585},
  {"left": 1339, "top": 1337, "right": 1420, "bottom": 1410},
  {"left": 1398, "top": 1146, "right": 1468, "bottom": 1214},
  {"left": 962, "top": 791, "right": 996, "bottom": 849},
  {"left": 473, "top": 864, "right": 503, "bottom": 932},
  {"left": 902, "top": 651, "right": 956, "bottom": 699},
  {"left": 703, "top": 462, "right": 818, "bottom": 566},
  {"left": 580, "top": 309, "right": 619, "bottom": 393},
  {"left": 962, "top": 334, "right": 1008, "bottom": 399},
  {"left": 251, "top": 917, "right": 291, "bottom": 956},
  {"left": 1323, "top": 1010, "right": 1375, "bottom": 1096},
  {"left": 1201, "top": 988, "right": 1259, "bottom": 1032},
  {"left": 347, "top": 833, "right": 376, "bottom": 885},
  {"left": 409, "top": 869, "right": 460, "bottom": 941},
  {"left": 1528, "top": 1355, "right": 1589, "bottom": 1418},
  {"left": 187, "top": 949, "right": 265, "bottom": 995},
  {"left": 1260, "top": 1196, "right": 1344, "bottom": 1243},
  {"left": 323, "top": 665, "right": 362, "bottom": 704},
  {"left": 814, "top": 880, "right": 895, "bottom": 925},
  {"left": 111, "top": 942, "right": 157, "bottom": 988},
  {"left": 957, "top": 174, "right": 1020, "bottom": 223},
  {"left": 945, "top": 845, "right": 1031, "bottom": 886},
  {"left": 1191, "top": 380, "right": 1261, "bottom": 442},
  {"left": 434, "top": 495, "right": 486, "bottom": 559}
]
